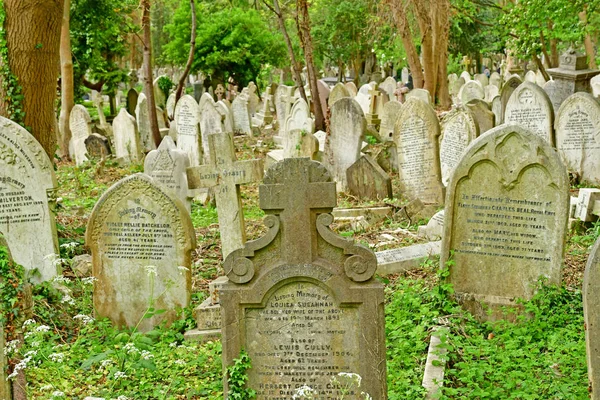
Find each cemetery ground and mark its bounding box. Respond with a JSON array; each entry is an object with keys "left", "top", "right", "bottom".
[{"left": 3, "top": 131, "right": 597, "bottom": 399}]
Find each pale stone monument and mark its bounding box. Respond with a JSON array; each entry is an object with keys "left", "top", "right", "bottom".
[
  {"left": 406, "top": 88, "right": 433, "bottom": 105},
  {"left": 347, "top": 155, "right": 392, "bottom": 201},
  {"left": 144, "top": 136, "right": 192, "bottom": 212},
  {"left": 198, "top": 93, "right": 224, "bottom": 163},
  {"left": 126, "top": 88, "right": 138, "bottom": 117},
  {"left": 505, "top": 81, "right": 555, "bottom": 145},
  {"left": 174, "top": 94, "right": 202, "bottom": 167},
  {"left": 325, "top": 97, "right": 366, "bottom": 192},
  {"left": 441, "top": 124, "right": 569, "bottom": 320},
  {"left": 69, "top": 104, "right": 92, "bottom": 165},
  {"left": 87, "top": 174, "right": 195, "bottom": 332},
  {"left": 555, "top": 92, "right": 600, "bottom": 185},
  {"left": 379, "top": 99, "right": 402, "bottom": 142},
  {"left": 466, "top": 99, "right": 495, "bottom": 134},
  {"left": 136, "top": 93, "right": 155, "bottom": 152},
  {"left": 584, "top": 236, "right": 600, "bottom": 399},
  {"left": 231, "top": 94, "right": 252, "bottom": 136},
  {"left": 113, "top": 108, "right": 143, "bottom": 164},
  {"left": 498, "top": 75, "right": 523, "bottom": 124},
  {"left": 0, "top": 116, "right": 59, "bottom": 282},
  {"left": 283, "top": 128, "right": 319, "bottom": 159},
  {"left": 393, "top": 98, "right": 444, "bottom": 204},
  {"left": 187, "top": 133, "right": 264, "bottom": 258},
  {"left": 283, "top": 98, "right": 315, "bottom": 148},
  {"left": 547, "top": 49, "right": 600, "bottom": 111},
  {"left": 459, "top": 80, "right": 485, "bottom": 105},
  {"left": 220, "top": 158, "right": 387, "bottom": 399},
  {"left": 439, "top": 107, "right": 479, "bottom": 186}
]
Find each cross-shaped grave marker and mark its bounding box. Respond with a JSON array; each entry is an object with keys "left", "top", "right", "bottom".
[
  {"left": 215, "top": 84, "right": 225, "bottom": 101},
  {"left": 259, "top": 157, "right": 337, "bottom": 264},
  {"left": 187, "top": 133, "right": 264, "bottom": 258},
  {"left": 366, "top": 83, "right": 381, "bottom": 128}
]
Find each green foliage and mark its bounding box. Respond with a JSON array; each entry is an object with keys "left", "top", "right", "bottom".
[
  {"left": 157, "top": 75, "right": 174, "bottom": 100},
  {"left": 449, "top": 0, "right": 505, "bottom": 58},
  {"left": 227, "top": 350, "right": 256, "bottom": 399},
  {"left": 164, "top": 2, "right": 287, "bottom": 88},
  {"left": 70, "top": 0, "right": 136, "bottom": 98},
  {"left": 191, "top": 203, "right": 220, "bottom": 228},
  {"left": 0, "top": 246, "right": 26, "bottom": 331},
  {"left": 0, "top": 1, "right": 25, "bottom": 126}
]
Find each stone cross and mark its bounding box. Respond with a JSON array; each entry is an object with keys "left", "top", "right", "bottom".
[
  {"left": 187, "top": 133, "right": 264, "bottom": 258},
  {"left": 215, "top": 84, "right": 225, "bottom": 101},
  {"left": 366, "top": 84, "right": 381, "bottom": 128},
  {"left": 260, "top": 158, "right": 337, "bottom": 264}
]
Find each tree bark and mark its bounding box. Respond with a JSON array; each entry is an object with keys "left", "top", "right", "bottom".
[
  {"left": 296, "top": 0, "right": 324, "bottom": 131},
  {"left": 266, "top": 0, "right": 307, "bottom": 102},
  {"left": 141, "top": 0, "right": 161, "bottom": 148},
  {"left": 433, "top": 0, "right": 451, "bottom": 108},
  {"left": 579, "top": 8, "right": 597, "bottom": 69},
  {"left": 175, "top": 0, "right": 196, "bottom": 103},
  {"left": 58, "top": 0, "right": 74, "bottom": 160},
  {"left": 388, "top": 0, "right": 424, "bottom": 89},
  {"left": 1, "top": 0, "right": 64, "bottom": 159},
  {"left": 412, "top": 0, "right": 435, "bottom": 95}
]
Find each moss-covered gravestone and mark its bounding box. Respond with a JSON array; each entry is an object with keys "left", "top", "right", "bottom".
[
  {"left": 584, "top": 237, "right": 600, "bottom": 399},
  {"left": 441, "top": 124, "right": 569, "bottom": 320},
  {"left": 221, "top": 158, "right": 387, "bottom": 399},
  {"left": 86, "top": 174, "right": 195, "bottom": 332}
]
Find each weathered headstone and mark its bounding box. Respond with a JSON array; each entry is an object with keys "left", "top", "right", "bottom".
[
  {"left": 136, "top": 93, "right": 155, "bottom": 152},
  {"left": 380, "top": 76, "right": 397, "bottom": 100},
  {"left": 525, "top": 70, "right": 537, "bottom": 83},
  {"left": 220, "top": 158, "right": 387, "bottom": 398},
  {"left": 543, "top": 80, "right": 562, "bottom": 113},
  {"left": 459, "top": 80, "right": 485, "bottom": 105},
  {"left": 402, "top": 67, "right": 409, "bottom": 83},
  {"left": 547, "top": 49, "right": 600, "bottom": 111},
  {"left": 187, "top": 133, "right": 264, "bottom": 258},
  {"left": 406, "top": 88, "right": 432, "bottom": 104},
  {"left": 460, "top": 71, "right": 471, "bottom": 82},
  {"left": 555, "top": 92, "right": 600, "bottom": 185},
  {"left": 379, "top": 100, "right": 403, "bottom": 142},
  {"left": 505, "top": 81, "right": 555, "bottom": 145},
  {"left": 86, "top": 174, "right": 195, "bottom": 331},
  {"left": 84, "top": 133, "right": 111, "bottom": 160},
  {"left": 347, "top": 155, "right": 392, "bottom": 201},
  {"left": 584, "top": 236, "right": 600, "bottom": 399},
  {"left": 283, "top": 129, "right": 319, "bottom": 159},
  {"left": 439, "top": 107, "right": 479, "bottom": 186},
  {"left": 475, "top": 74, "right": 489, "bottom": 87},
  {"left": 232, "top": 94, "right": 252, "bottom": 136},
  {"left": 144, "top": 136, "right": 192, "bottom": 212},
  {"left": 417, "top": 210, "right": 445, "bottom": 241},
  {"left": 175, "top": 94, "right": 202, "bottom": 167},
  {"left": 283, "top": 98, "right": 314, "bottom": 140},
  {"left": 498, "top": 75, "right": 522, "bottom": 124},
  {"left": 275, "top": 85, "right": 294, "bottom": 136},
  {"left": 126, "top": 88, "right": 138, "bottom": 117},
  {"left": 316, "top": 80, "right": 330, "bottom": 118},
  {"left": 466, "top": 99, "right": 495, "bottom": 135},
  {"left": 491, "top": 95, "right": 502, "bottom": 125},
  {"left": 345, "top": 81, "right": 358, "bottom": 97},
  {"left": 113, "top": 108, "right": 143, "bottom": 164},
  {"left": 393, "top": 98, "right": 444, "bottom": 204},
  {"left": 153, "top": 75, "right": 167, "bottom": 108},
  {"left": 484, "top": 85, "right": 499, "bottom": 102},
  {"left": 0, "top": 116, "right": 59, "bottom": 282},
  {"left": 325, "top": 97, "right": 366, "bottom": 192},
  {"left": 199, "top": 95, "right": 224, "bottom": 162},
  {"left": 217, "top": 100, "right": 234, "bottom": 133},
  {"left": 69, "top": 104, "right": 92, "bottom": 165},
  {"left": 489, "top": 72, "right": 502, "bottom": 89},
  {"left": 328, "top": 82, "right": 351, "bottom": 107},
  {"left": 355, "top": 84, "right": 373, "bottom": 114},
  {"left": 441, "top": 124, "right": 569, "bottom": 320},
  {"left": 166, "top": 93, "right": 176, "bottom": 120}
]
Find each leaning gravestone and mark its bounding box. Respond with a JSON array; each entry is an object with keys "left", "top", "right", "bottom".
[
  {"left": 86, "top": 174, "right": 195, "bottom": 332},
  {"left": 187, "top": 133, "right": 264, "bottom": 258},
  {"left": 505, "top": 81, "right": 555, "bottom": 145},
  {"left": 174, "top": 94, "right": 202, "bottom": 167},
  {"left": 113, "top": 108, "right": 143, "bottom": 164},
  {"left": 283, "top": 128, "right": 319, "bottom": 159},
  {"left": 144, "top": 136, "right": 191, "bottom": 212},
  {"left": 441, "top": 124, "right": 569, "bottom": 321},
  {"left": 231, "top": 94, "right": 252, "bottom": 136},
  {"left": 126, "top": 88, "right": 138, "bottom": 117},
  {"left": 69, "top": 104, "right": 92, "bottom": 165},
  {"left": 466, "top": 99, "right": 495, "bottom": 134},
  {"left": 0, "top": 116, "right": 59, "bottom": 282},
  {"left": 393, "top": 98, "right": 444, "bottom": 204},
  {"left": 459, "top": 80, "right": 485, "bottom": 105},
  {"left": 275, "top": 85, "right": 294, "bottom": 136},
  {"left": 379, "top": 100, "right": 403, "bottom": 142},
  {"left": 584, "top": 236, "right": 600, "bottom": 399},
  {"left": 220, "top": 158, "right": 387, "bottom": 399},
  {"left": 199, "top": 93, "right": 224, "bottom": 162},
  {"left": 328, "top": 82, "right": 351, "bottom": 108},
  {"left": 347, "top": 155, "right": 392, "bottom": 201},
  {"left": 555, "top": 92, "right": 600, "bottom": 185},
  {"left": 84, "top": 133, "right": 111, "bottom": 160},
  {"left": 439, "top": 107, "right": 479, "bottom": 186},
  {"left": 498, "top": 75, "right": 523, "bottom": 124},
  {"left": 325, "top": 97, "right": 366, "bottom": 192},
  {"left": 136, "top": 93, "right": 155, "bottom": 152}
]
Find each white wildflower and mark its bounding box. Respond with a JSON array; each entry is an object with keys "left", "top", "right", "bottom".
[
  {"left": 44, "top": 253, "right": 59, "bottom": 261},
  {"left": 23, "top": 350, "right": 38, "bottom": 357},
  {"left": 22, "top": 319, "right": 36, "bottom": 327},
  {"left": 174, "top": 359, "right": 186, "bottom": 366},
  {"left": 169, "top": 342, "right": 178, "bottom": 348},
  {"left": 60, "top": 241, "right": 79, "bottom": 250},
  {"left": 177, "top": 266, "right": 189, "bottom": 275},
  {"left": 52, "top": 275, "right": 70, "bottom": 284},
  {"left": 100, "top": 359, "right": 113, "bottom": 368},
  {"left": 35, "top": 325, "right": 50, "bottom": 333},
  {"left": 140, "top": 350, "right": 153, "bottom": 360},
  {"left": 8, "top": 356, "right": 32, "bottom": 379},
  {"left": 61, "top": 294, "right": 76, "bottom": 306},
  {"left": 31, "top": 341, "right": 41, "bottom": 348},
  {"left": 81, "top": 276, "right": 97, "bottom": 285},
  {"left": 117, "top": 396, "right": 130, "bottom": 400},
  {"left": 73, "top": 314, "right": 94, "bottom": 324},
  {"left": 337, "top": 372, "right": 362, "bottom": 387},
  {"left": 113, "top": 371, "right": 128, "bottom": 380},
  {"left": 52, "top": 258, "right": 66, "bottom": 267},
  {"left": 292, "top": 385, "right": 316, "bottom": 399},
  {"left": 4, "top": 339, "right": 20, "bottom": 356},
  {"left": 49, "top": 353, "right": 65, "bottom": 363},
  {"left": 123, "top": 342, "right": 139, "bottom": 355},
  {"left": 51, "top": 390, "right": 65, "bottom": 398},
  {"left": 40, "top": 384, "right": 53, "bottom": 390},
  {"left": 144, "top": 265, "right": 158, "bottom": 277}
]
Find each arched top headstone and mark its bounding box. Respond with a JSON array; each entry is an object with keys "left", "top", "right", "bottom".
[
  {"left": 505, "top": 81, "right": 555, "bottom": 145},
  {"left": 328, "top": 82, "right": 351, "bottom": 107},
  {"left": 439, "top": 107, "right": 479, "bottom": 186}
]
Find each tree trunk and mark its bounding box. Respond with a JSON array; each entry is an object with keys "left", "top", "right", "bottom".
[
  {"left": 547, "top": 21, "right": 559, "bottom": 68},
  {"left": 175, "top": 0, "right": 196, "bottom": 103},
  {"left": 296, "top": 0, "right": 324, "bottom": 131},
  {"left": 1, "top": 0, "right": 64, "bottom": 159},
  {"left": 388, "top": 0, "right": 424, "bottom": 88},
  {"left": 579, "top": 9, "right": 597, "bottom": 69},
  {"left": 533, "top": 54, "right": 550, "bottom": 81},
  {"left": 413, "top": 0, "right": 435, "bottom": 96},
  {"left": 434, "top": 0, "right": 451, "bottom": 108},
  {"left": 268, "top": 0, "right": 307, "bottom": 102},
  {"left": 58, "top": 0, "right": 74, "bottom": 160},
  {"left": 141, "top": 0, "right": 161, "bottom": 148}
]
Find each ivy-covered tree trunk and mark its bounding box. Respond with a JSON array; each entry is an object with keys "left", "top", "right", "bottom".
[
  {"left": 1, "top": 0, "right": 64, "bottom": 159},
  {"left": 141, "top": 0, "right": 162, "bottom": 148},
  {"left": 296, "top": 0, "right": 324, "bottom": 131},
  {"left": 58, "top": 0, "right": 74, "bottom": 160}
]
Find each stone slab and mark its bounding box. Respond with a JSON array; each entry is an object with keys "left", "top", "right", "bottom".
[{"left": 376, "top": 241, "right": 442, "bottom": 275}]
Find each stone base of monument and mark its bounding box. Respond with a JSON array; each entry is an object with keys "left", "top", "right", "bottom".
[
  {"left": 265, "top": 149, "right": 284, "bottom": 170},
  {"left": 422, "top": 327, "right": 447, "bottom": 399},
  {"left": 376, "top": 241, "right": 442, "bottom": 275},
  {"left": 184, "top": 276, "right": 228, "bottom": 342}
]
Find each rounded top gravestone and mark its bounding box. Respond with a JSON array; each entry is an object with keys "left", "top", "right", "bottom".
[
  {"left": 439, "top": 107, "right": 479, "bottom": 186},
  {"left": 505, "top": 81, "right": 555, "bottom": 145},
  {"left": 583, "top": 236, "right": 600, "bottom": 398}
]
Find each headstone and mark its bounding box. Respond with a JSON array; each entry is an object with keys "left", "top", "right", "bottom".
[
  {"left": 232, "top": 94, "right": 252, "bottom": 135},
  {"left": 525, "top": 70, "right": 537, "bottom": 83},
  {"left": 113, "top": 108, "right": 143, "bottom": 164},
  {"left": 126, "top": 88, "right": 138, "bottom": 117},
  {"left": 505, "top": 81, "right": 555, "bottom": 145},
  {"left": 84, "top": 133, "right": 111, "bottom": 160},
  {"left": 451, "top": 77, "right": 466, "bottom": 101},
  {"left": 555, "top": 92, "right": 600, "bottom": 185},
  {"left": 547, "top": 49, "right": 600, "bottom": 111},
  {"left": 283, "top": 129, "right": 319, "bottom": 159},
  {"left": 136, "top": 93, "right": 155, "bottom": 152},
  {"left": 345, "top": 81, "right": 358, "bottom": 97},
  {"left": 316, "top": 80, "right": 330, "bottom": 118},
  {"left": 220, "top": 158, "right": 387, "bottom": 399},
  {"left": 393, "top": 98, "right": 444, "bottom": 204},
  {"left": 491, "top": 96, "right": 502, "bottom": 125},
  {"left": 441, "top": 124, "right": 569, "bottom": 320},
  {"left": 439, "top": 107, "right": 479, "bottom": 186},
  {"left": 328, "top": 82, "right": 351, "bottom": 107},
  {"left": 247, "top": 82, "right": 259, "bottom": 116},
  {"left": 215, "top": 84, "right": 225, "bottom": 101},
  {"left": 475, "top": 74, "right": 489, "bottom": 87},
  {"left": 406, "top": 88, "right": 432, "bottom": 104},
  {"left": 0, "top": 116, "right": 59, "bottom": 282},
  {"left": 144, "top": 136, "right": 192, "bottom": 212},
  {"left": 325, "top": 97, "right": 366, "bottom": 192},
  {"left": 543, "top": 80, "right": 563, "bottom": 113},
  {"left": 460, "top": 71, "right": 471, "bottom": 82},
  {"left": 153, "top": 75, "right": 167, "bottom": 108},
  {"left": 466, "top": 99, "right": 495, "bottom": 134},
  {"left": 584, "top": 237, "right": 600, "bottom": 399},
  {"left": 347, "top": 155, "right": 392, "bottom": 200},
  {"left": 459, "top": 80, "right": 485, "bottom": 105},
  {"left": 69, "top": 104, "right": 92, "bottom": 165},
  {"left": 484, "top": 85, "right": 499, "bottom": 102},
  {"left": 489, "top": 72, "right": 502, "bottom": 89},
  {"left": 174, "top": 95, "right": 202, "bottom": 167},
  {"left": 535, "top": 70, "right": 547, "bottom": 87},
  {"left": 380, "top": 76, "right": 397, "bottom": 100},
  {"left": 283, "top": 98, "right": 314, "bottom": 139},
  {"left": 275, "top": 85, "right": 294, "bottom": 136},
  {"left": 217, "top": 100, "right": 234, "bottom": 133},
  {"left": 166, "top": 93, "right": 176, "bottom": 120},
  {"left": 355, "top": 84, "right": 373, "bottom": 114},
  {"left": 402, "top": 67, "right": 409, "bottom": 83},
  {"left": 199, "top": 93, "right": 225, "bottom": 163},
  {"left": 187, "top": 133, "right": 264, "bottom": 258},
  {"left": 379, "top": 100, "right": 403, "bottom": 142},
  {"left": 86, "top": 174, "right": 195, "bottom": 331},
  {"left": 417, "top": 210, "right": 445, "bottom": 241},
  {"left": 498, "top": 75, "right": 523, "bottom": 124},
  {"left": 376, "top": 241, "right": 441, "bottom": 275},
  {"left": 592, "top": 75, "right": 600, "bottom": 98}
]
